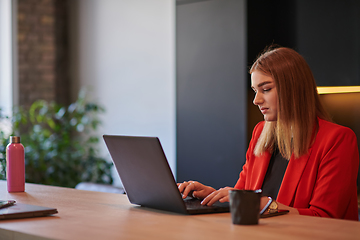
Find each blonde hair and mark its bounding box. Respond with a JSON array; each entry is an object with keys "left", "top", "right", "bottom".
[{"left": 250, "top": 46, "right": 331, "bottom": 159}]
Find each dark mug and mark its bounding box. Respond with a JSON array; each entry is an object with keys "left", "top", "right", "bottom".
[{"left": 229, "top": 189, "right": 262, "bottom": 225}]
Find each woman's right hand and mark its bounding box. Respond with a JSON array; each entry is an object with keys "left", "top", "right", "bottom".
[{"left": 177, "top": 181, "right": 216, "bottom": 199}]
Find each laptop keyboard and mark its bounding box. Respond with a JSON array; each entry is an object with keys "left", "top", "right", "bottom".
[
  {"left": 183, "top": 197, "right": 229, "bottom": 210},
  {"left": 184, "top": 198, "right": 208, "bottom": 209}
]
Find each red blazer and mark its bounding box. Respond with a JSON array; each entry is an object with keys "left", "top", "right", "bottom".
[{"left": 234, "top": 118, "right": 359, "bottom": 220}]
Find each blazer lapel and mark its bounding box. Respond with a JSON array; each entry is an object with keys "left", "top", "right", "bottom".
[
  {"left": 250, "top": 151, "right": 271, "bottom": 190},
  {"left": 277, "top": 148, "right": 313, "bottom": 205}
]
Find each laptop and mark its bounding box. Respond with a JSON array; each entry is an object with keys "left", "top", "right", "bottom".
[
  {"left": 103, "top": 135, "right": 229, "bottom": 214},
  {"left": 0, "top": 203, "right": 58, "bottom": 220}
]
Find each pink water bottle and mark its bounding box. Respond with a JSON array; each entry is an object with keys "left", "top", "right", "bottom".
[{"left": 6, "top": 136, "right": 25, "bottom": 192}]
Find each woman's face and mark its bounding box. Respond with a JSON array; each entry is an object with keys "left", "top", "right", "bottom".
[{"left": 251, "top": 71, "right": 278, "bottom": 122}]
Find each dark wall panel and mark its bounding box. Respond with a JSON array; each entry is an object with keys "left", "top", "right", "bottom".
[
  {"left": 296, "top": 0, "right": 360, "bottom": 86},
  {"left": 176, "top": 0, "right": 247, "bottom": 189}
]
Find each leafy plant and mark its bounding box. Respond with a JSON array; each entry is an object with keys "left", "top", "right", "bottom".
[{"left": 0, "top": 90, "right": 113, "bottom": 188}]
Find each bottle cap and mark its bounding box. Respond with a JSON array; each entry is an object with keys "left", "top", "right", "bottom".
[{"left": 9, "top": 136, "right": 21, "bottom": 143}]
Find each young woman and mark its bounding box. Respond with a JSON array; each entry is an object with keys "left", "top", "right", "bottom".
[{"left": 178, "top": 46, "right": 359, "bottom": 220}]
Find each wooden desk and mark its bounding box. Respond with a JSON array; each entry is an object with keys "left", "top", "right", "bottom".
[{"left": 0, "top": 181, "right": 359, "bottom": 240}]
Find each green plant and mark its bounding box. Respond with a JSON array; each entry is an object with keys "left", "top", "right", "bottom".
[{"left": 0, "top": 90, "right": 113, "bottom": 188}]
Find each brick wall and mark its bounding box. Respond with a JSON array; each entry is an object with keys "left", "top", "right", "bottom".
[{"left": 17, "top": 0, "right": 69, "bottom": 109}]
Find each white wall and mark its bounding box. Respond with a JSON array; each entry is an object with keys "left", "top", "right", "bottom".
[{"left": 70, "top": 0, "right": 176, "bottom": 187}]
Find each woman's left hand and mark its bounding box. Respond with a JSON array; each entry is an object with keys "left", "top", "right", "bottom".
[{"left": 200, "top": 187, "right": 236, "bottom": 206}]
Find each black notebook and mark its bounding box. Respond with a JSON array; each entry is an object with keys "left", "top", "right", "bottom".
[
  {"left": 103, "top": 135, "right": 229, "bottom": 214},
  {"left": 0, "top": 203, "right": 58, "bottom": 220}
]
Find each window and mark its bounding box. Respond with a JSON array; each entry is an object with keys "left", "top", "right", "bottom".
[{"left": 0, "top": 0, "right": 13, "bottom": 134}]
